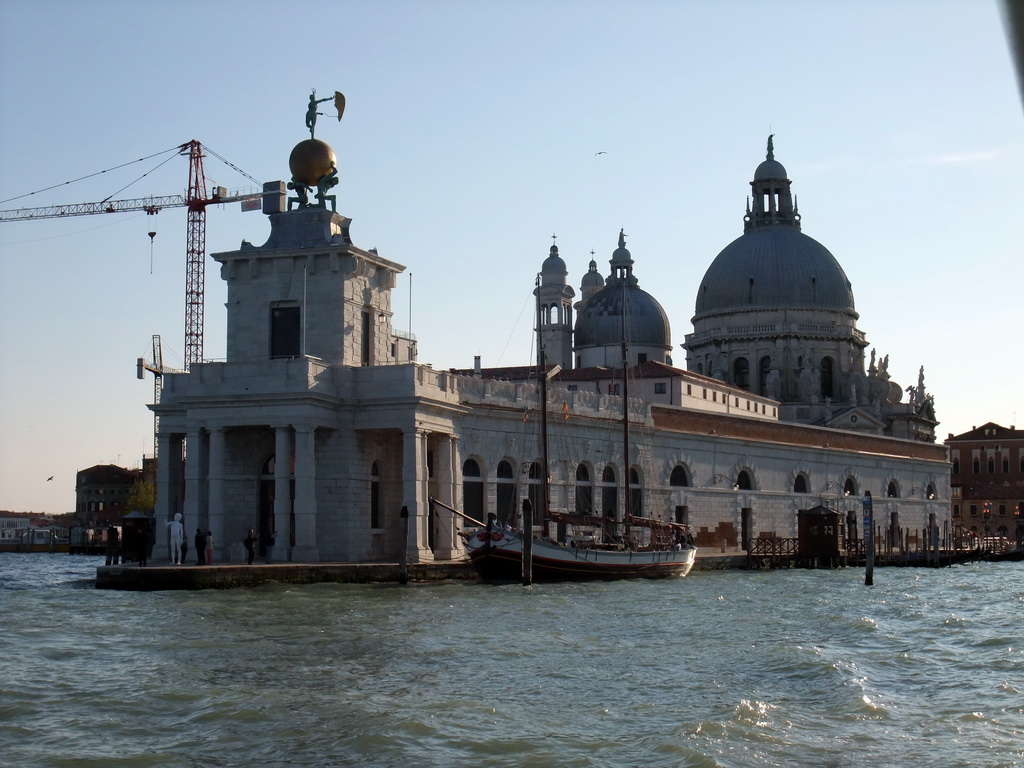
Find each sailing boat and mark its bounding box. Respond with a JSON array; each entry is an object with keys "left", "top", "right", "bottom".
[{"left": 463, "top": 253, "right": 696, "bottom": 582}]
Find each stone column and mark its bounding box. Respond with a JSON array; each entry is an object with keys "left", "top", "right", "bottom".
[
  {"left": 433, "top": 434, "right": 458, "bottom": 559},
  {"left": 291, "top": 425, "right": 319, "bottom": 561},
  {"left": 181, "top": 429, "right": 204, "bottom": 563},
  {"left": 154, "top": 432, "right": 176, "bottom": 524},
  {"left": 273, "top": 425, "right": 292, "bottom": 562},
  {"left": 402, "top": 427, "right": 432, "bottom": 561},
  {"left": 207, "top": 427, "right": 226, "bottom": 562}
]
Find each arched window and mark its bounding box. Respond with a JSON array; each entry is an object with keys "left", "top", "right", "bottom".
[
  {"left": 463, "top": 459, "right": 483, "bottom": 528},
  {"left": 575, "top": 464, "right": 592, "bottom": 515},
  {"left": 952, "top": 458, "right": 960, "bottom": 474},
  {"left": 371, "top": 461, "right": 381, "bottom": 529},
  {"left": 844, "top": 478, "right": 857, "bottom": 497},
  {"left": 820, "top": 357, "right": 834, "bottom": 400},
  {"left": 973, "top": 458, "right": 980, "bottom": 473},
  {"left": 670, "top": 465, "right": 690, "bottom": 487},
  {"left": 887, "top": 481, "right": 899, "bottom": 498},
  {"left": 1003, "top": 458, "right": 1010, "bottom": 473},
  {"left": 758, "top": 356, "right": 771, "bottom": 396},
  {"left": 736, "top": 470, "right": 753, "bottom": 490},
  {"left": 988, "top": 458, "right": 995, "bottom": 473},
  {"left": 733, "top": 357, "right": 750, "bottom": 390},
  {"left": 601, "top": 465, "right": 617, "bottom": 518},
  {"left": 629, "top": 467, "right": 643, "bottom": 517},
  {"left": 794, "top": 475, "right": 808, "bottom": 493},
  {"left": 496, "top": 460, "right": 516, "bottom": 525},
  {"left": 926, "top": 484, "right": 937, "bottom": 500}
]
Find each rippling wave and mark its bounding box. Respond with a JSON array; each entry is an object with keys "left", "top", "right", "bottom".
[{"left": 1, "top": 554, "right": 1022, "bottom": 767}]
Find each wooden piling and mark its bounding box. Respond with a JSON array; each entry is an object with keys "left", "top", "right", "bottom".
[
  {"left": 522, "top": 498, "right": 533, "bottom": 586},
  {"left": 864, "top": 491, "right": 874, "bottom": 586}
]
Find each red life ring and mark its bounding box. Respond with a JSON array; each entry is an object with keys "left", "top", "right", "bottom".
[
  {"left": 490, "top": 531, "right": 504, "bottom": 541},
  {"left": 477, "top": 531, "right": 490, "bottom": 542}
]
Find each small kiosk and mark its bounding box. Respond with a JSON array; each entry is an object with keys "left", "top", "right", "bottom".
[{"left": 797, "top": 505, "right": 847, "bottom": 568}]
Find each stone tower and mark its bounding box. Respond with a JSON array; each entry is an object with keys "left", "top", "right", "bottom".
[{"left": 534, "top": 243, "right": 576, "bottom": 370}]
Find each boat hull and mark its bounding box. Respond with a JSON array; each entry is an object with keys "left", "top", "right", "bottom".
[{"left": 467, "top": 532, "right": 695, "bottom": 582}]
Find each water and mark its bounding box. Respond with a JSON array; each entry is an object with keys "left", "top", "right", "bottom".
[{"left": 1, "top": 554, "right": 1022, "bottom": 768}]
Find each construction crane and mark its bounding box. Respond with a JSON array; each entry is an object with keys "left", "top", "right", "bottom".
[
  {"left": 0, "top": 139, "right": 261, "bottom": 369},
  {"left": 136, "top": 335, "right": 180, "bottom": 458}
]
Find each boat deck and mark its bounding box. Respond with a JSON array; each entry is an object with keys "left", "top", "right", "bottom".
[{"left": 96, "top": 551, "right": 745, "bottom": 590}]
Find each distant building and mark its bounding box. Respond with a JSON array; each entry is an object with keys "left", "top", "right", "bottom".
[
  {"left": 945, "top": 423, "right": 1024, "bottom": 545},
  {"left": 75, "top": 464, "right": 142, "bottom": 525},
  {"left": 150, "top": 133, "right": 949, "bottom": 563}
]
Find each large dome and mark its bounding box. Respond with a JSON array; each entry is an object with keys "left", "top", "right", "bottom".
[
  {"left": 575, "top": 283, "right": 671, "bottom": 348},
  {"left": 694, "top": 227, "right": 855, "bottom": 317}
]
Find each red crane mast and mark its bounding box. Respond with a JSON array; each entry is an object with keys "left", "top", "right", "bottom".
[{"left": 183, "top": 140, "right": 208, "bottom": 369}]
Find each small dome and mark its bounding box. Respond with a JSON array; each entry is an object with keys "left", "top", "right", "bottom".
[
  {"left": 695, "top": 227, "right": 855, "bottom": 316},
  {"left": 753, "top": 158, "right": 788, "bottom": 180},
  {"left": 541, "top": 244, "right": 567, "bottom": 278},
  {"left": 575, "top": 283, "right": 671, "bottom": 348},
  {"left": 580, "top": 259, "right": 604, "bottom": 289},
  {"left": 609, "top": 228, "right": 634, "bottom": 272}
]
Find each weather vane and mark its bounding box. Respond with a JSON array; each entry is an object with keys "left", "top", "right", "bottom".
[{"left": 305, "top": 89, "right": 346, "bottom": 139}]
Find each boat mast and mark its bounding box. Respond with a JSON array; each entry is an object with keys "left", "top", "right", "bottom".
[{"left": 621, "top": 264, "right": 631, "bottom": 539}]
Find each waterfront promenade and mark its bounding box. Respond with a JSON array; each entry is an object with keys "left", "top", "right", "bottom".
[{"left": 95, "top": 550, "right": 745, "bottom": 590}]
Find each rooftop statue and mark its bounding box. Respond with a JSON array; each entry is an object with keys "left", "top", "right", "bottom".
[
  {"left": 288, "top": 90, "right": 345, "bottom": 211},
  {"left": 305, "top": 89, "right": 346, "bottom": 139}
]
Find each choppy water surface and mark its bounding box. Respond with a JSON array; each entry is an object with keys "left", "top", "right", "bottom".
[{"left": 1, "top": 553, "right": 1022, "bottom": 768}]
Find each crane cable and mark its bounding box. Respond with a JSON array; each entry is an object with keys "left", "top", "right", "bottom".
[
  {"left": 203, "top": 144, "right": 262, "bottom": 187},
  {"left": 1, "top": 142, "right": 262, "bottom": 207},
  {"left": 102, "top": 152, "right": 181, "bottom": 204},
  {"left": 0, "top": 145, "right": 182, "bottom": 207}
]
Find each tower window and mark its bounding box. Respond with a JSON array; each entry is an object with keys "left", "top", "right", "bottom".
[
  {"left": 270, "top": 305, "right": 301, "bottom": 358},
  {"left": 361, "top": 310, "right": 371, "bottom": 366}
]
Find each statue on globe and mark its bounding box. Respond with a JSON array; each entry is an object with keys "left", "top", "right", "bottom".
[
  {"left": 289, "top": 90, "right": 345, "bottom": 210},
  {"left": 305, "top": 89, "right": 345, "bottom": 139}
]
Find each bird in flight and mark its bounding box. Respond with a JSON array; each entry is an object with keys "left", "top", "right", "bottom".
[
  {"left": 46, "top": 476, "right": 54, "bottom": 481},
  {"left": 595, "top": 151, "right": 607, "bottom": 155}
]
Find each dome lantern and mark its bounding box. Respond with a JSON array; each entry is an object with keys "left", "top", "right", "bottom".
[{"left": 746, "top": 134, "right": 799, "bottom": 233}]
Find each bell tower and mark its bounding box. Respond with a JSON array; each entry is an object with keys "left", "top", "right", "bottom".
[{"left": 535, "top": 242, "right": 575, "bottom": 370}]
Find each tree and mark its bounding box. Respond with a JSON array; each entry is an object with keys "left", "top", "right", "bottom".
[{"left": 125, "top": 480, "right": 155, "bottom": 513}]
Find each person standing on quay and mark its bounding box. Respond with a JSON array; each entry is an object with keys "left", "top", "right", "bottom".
[
  {"left": 195, "top": 528, "right": 206, "bottom": 565},
  {"left": 105, "top": 525, "right": 119, "bottom": 566},
  {"left": 205, "top": 530, "right": 214, "bottom": 565},
  {"left": 244, "top": 529, "right": 257, "bottom": 565}
]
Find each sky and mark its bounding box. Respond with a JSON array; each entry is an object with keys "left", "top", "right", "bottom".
[{"left": 1, "top": 0, "right": 1021, "bottom": 515}]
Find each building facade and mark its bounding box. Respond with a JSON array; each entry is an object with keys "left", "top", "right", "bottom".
[
  {"left": 151, "top": 134, "right": 950, "bottom": 563},
  {"left": 946, "top": 423, "right": 1024, "bottom": 545},
  {"left": 75, "top": 464, "right": 142, "bottom": 525}
]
